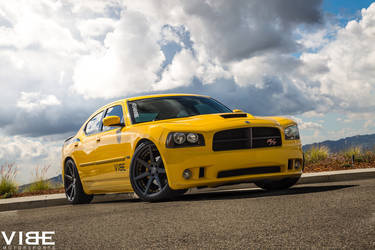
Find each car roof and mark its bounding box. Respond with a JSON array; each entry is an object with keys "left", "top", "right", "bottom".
[
  {"left": 94, "top": 93, "right": 211, "bottom": 115},
  {"left": 80, "top": 93, "right": 214, "bottom": 132},
  {"left": 126, "top": 93, "right": 210, "bottom": 101}
]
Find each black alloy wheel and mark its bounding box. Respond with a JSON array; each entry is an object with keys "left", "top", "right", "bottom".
[
  {"left": 64, "top": 159, "right": 93, "bottom": 204},
  {"left": 130, "top": 141, "right": 187, "bottom": 202}
]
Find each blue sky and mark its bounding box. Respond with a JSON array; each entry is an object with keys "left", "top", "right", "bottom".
[
  {"left": 323, "top": 0, "right": 373, "bottom": 16},
  {"left": 1, "top": 0, "right": 375, "bottom": 184}
]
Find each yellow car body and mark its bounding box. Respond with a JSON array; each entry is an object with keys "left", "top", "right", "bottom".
[{"left": 62, "top": 94, "right": 303, "bottom": 201}]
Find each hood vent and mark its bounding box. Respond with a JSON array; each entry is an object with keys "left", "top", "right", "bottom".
[{"left": 221, "top": 113, "right": 247, "bottom": 118}]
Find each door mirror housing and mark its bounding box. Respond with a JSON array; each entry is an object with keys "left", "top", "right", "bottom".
[
  {"left": 233, "top": 109, "right": 243, "bottom": 113},
  {"left": 103, "top": 116, "right": 123, "bottom": 127}
]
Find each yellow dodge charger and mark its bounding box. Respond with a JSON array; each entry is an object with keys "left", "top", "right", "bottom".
[{"left": 62, "top": 94, "right": 303, "bottom": 203}]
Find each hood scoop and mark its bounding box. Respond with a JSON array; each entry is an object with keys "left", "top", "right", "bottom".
[{"left": 220, "top": 113, "right": 247, "bottom": 118}]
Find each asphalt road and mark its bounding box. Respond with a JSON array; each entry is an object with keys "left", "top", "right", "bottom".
[{"left": 1, "top": 179, "right": 374, "bottom": 249}]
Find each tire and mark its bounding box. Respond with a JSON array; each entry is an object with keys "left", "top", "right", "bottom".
[
  {"left": 130, "top": 141, "right": 187, "bottom": 202},
  {"left": 64, "top": 159, "right": 93, "bottom": 204},
  {"left": 254, "top": 177, "right": 300, "bottom": 191}
]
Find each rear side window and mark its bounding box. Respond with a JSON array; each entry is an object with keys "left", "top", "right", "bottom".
[
  {"left": 103, "top": 105, "right": 124, "bottom": 131},
  {"left": 85, "top": 111, "right": 104, "bottom": 135}
]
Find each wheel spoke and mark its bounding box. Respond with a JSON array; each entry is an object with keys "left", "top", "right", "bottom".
[
  {"left": 65, "top": 174, "right": 73, "bottom": 181},
  {"left": 148, "top": 145, "right": 155, "bottom": 163},
  {"left": 137, "top": 158, "right": 150, "bottom": 168},
  {"left": 135, "top": 172, "right": 150, "bottom": 181},
  {"left": 69, "top": 185, "right": 74, "bottom": 198},
  {"left": 156, "top": 157, "right": 163, "bottom": 167},
  {"left": 154, "top": 175, "right": 162, "bottom": 190},
  {"left": 156, "top": 168, "right": 166, "bottom": 174},
  {"left": 143, "top": 176, "right": 154, "bottom": 195},
  {"left": 66, "top": 183, "right": 73, "bottom": 192},
  {"left": 69, "top": 164, "right": 75, "bottom": 178}
]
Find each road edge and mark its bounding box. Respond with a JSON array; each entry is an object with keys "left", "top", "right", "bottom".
[
  {"left": 298, "top": 168, "right": 375, "bottom": 184},
  {"left": 1, "top": 168, "right": 374, "bottom": 212}
]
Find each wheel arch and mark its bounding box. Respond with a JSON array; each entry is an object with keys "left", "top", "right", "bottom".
[
  {"left": 62, "top": 156, "right": 92, "bottom": 194},
  {"left": 132, "top": 137, "right": 165, "bottom": 158},
  {"left": 135, "top": 138, "right": 154, "bottom": 149},
  {"left": 62, "top": 156, "right": 75, "bottom": 183},
  {"left": 131, "top": 137, "right": 171, "bottom": 182},
  {"left": 63, "top": 156, "right": 74, "bottom": 166}
]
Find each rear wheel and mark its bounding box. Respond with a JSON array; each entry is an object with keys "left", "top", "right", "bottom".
[
  {"left": 254, "top": 177, "right": 300, "bottom": 191},
  {"left": 130, "top": 141, "right": 187, "bottom": 202},
  {"left": 64, "top": 159, "right": 93, "bottom": 204}
]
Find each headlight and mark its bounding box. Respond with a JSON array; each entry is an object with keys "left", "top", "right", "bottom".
[
  {"left": 173, "top": 133, "right": 186, "bottom": 144},
  {"left": 166, "top": 132, "right": 205, "bottom": 148},
  {"left": 186, "top": 133, "right": 199, "bottom": 143},
  {"left": 284, "top": 125, "right": 300, "bottom": 140}
]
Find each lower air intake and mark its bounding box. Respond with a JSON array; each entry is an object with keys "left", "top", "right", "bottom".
[{"left": 217, "top": 166, "right": 281, "bottom": 178}]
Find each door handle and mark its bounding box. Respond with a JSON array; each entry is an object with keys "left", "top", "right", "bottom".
[{"left": 96, "top": 137, "right": 101, "bottom": 142}]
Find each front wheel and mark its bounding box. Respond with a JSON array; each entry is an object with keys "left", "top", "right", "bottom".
[
  {"left": 64, "top": 159, "right": 93, "bottom": 204},
  {"left": 130, "top": 142, "right": 187, "bottom": 202},
  {"left": 254, "top": 177, "right": 300, "bottom": 191}
]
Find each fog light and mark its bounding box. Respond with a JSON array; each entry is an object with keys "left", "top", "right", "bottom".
[
  {"left": 295, "top": 160, "right": 301, "bottom": 169},
  {"left": 183, "top": 169, "right": 192, "bottom": 179}
]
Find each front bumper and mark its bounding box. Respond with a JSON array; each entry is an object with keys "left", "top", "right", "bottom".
[{"left": 162, "top": 143, "right": 303, "bottom": 190}]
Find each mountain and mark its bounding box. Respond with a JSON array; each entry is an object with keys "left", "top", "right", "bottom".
[
  {"left": 49, "top": 174, "right": 63, "bottom": 185},
  {"left": 18, "top": 174, "right": 63, "bottom": 192},
  {"left": 302, "top": 133, "right": 375, "bottom": 153}
]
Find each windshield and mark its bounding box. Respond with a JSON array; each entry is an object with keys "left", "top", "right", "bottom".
[{"left": 128, "top": 96, "right": 232, "bottom": 124}]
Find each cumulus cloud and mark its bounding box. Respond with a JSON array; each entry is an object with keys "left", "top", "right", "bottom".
[
  {"left": 77, "top": 17, "right": 116, "bottom": 39},
  {"left": 72, "top": 9, "right": 165, "bottom": 99},
  {"left": 0, "top": 134, "right": 63, "bottom": 184},
  {"left": 291, "top": 117, "right": 323, "bottom": 130},
  {"left": 299, "top": 3, "right": 375, "bottom": 113},
  {"left": 72, "top": 0, "right": 323, "bottom": 98},
  {"left": 153, "top": 49, "right": 198, "bottom": 90},
  {"left": 17, "top": 92, "right": 61, "bottom": 111},
  {"left": 1, "top": 0, "right": 375, "bottom": 138},
  {"left": 0, "top": 0, "right": 120, "bottom": 136}
]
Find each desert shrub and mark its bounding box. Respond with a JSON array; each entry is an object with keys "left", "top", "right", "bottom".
[
  {"left": 341, "top": 163, "right": 352, "bottom": 168},
  {"left": 53, "top": 182, "right": 64, "bottom": 189},
  {"left": 0, "top": 163, "right": 18, "bottom": 198},
  {"left": 26, "top": 165, "right": 52, "bottom": 192},
  {"left": 304, "top": 146, "right": 329, "bottom": 164},
  {"left": 27, "top": 180, "right": 51, "bottom": 192},
  {"left": 356, "top": 151, "right": 375, "bottom": 163},
  {"left": 343, "top": 146, "right": 362, "bottom": 161}
]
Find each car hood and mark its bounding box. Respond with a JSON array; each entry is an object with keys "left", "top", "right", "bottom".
[{"left": 144, "top": 113, "right": 294, "bottom": 132}]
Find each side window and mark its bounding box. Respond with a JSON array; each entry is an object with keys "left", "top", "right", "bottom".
[
  {"left": 103, "top": 105, "right": 124, "bottom": 131},
  {"left": 85, "top": 111, "right": 104, "bottom": 135}
]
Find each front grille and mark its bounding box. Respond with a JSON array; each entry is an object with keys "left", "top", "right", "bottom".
[
  {"left": 217, "top": 166, "right": 280, "bottom": 178},
  {"left": 213, "top": 127, "right": 281, "bottom": 151}
]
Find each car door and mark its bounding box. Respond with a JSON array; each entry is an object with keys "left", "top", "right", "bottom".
[
  {"left": 91, "top": 103, "right": 132, "bottom": 192},
  {"left": 77, "top": 110, "right": 106, "bottom": 190}
]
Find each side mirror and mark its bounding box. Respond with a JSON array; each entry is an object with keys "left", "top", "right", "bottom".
[
  {"left": 233, "top": 109, "right": 243, "bottom": 113},
  {"left": 103, "top": 116, "right": 123, "bottom": 127}
]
